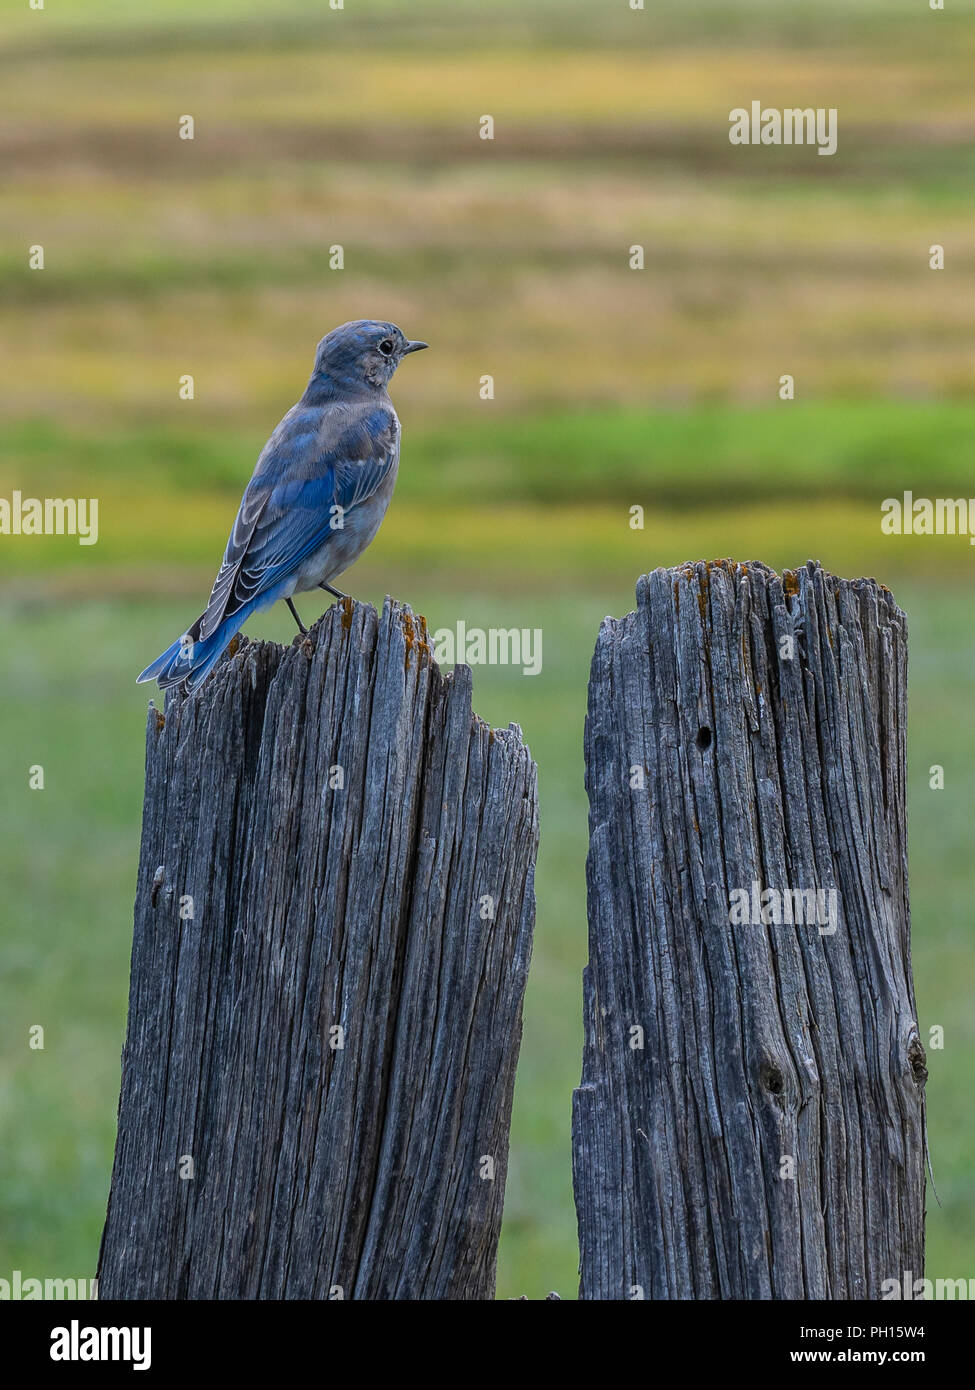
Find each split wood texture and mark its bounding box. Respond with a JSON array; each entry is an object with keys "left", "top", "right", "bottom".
[
  {"left": 574, "top": 560, "right": 927, "bottom": 1300},
  {"left": 98, "top": 598, "right": 538, "bottom": 1300}
]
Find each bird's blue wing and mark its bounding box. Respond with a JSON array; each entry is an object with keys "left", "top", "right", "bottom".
[{"left": 198, "top": 402, "right": 399, "bottom": 639}]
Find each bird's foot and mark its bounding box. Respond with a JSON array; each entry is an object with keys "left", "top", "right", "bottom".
[
  {"left": 319, "top": 582, "right": 347, "bottom": 601},
  {"left": 286, "top": 598, "right": 308, "bottom": 635}
]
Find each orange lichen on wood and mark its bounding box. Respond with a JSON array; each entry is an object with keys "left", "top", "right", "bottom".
[{"left": 401, "top": 609, "right": 430, "bottom": 673}]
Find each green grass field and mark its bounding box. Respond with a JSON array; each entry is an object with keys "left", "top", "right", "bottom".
[{"left": 2, "top": 0, "right": 973, "bottom": 1298}]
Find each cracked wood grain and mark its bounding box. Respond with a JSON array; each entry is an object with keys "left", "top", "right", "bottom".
[
  {"left": 573, "top": 560, "right": 926, "bottom": 1300},
  {"left": 98, "top": 597, "right": 537, "bottom": 1300}
]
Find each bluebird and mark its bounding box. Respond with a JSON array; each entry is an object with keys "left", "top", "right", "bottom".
[{"left": 137, "top": 320, "right": 428, "bottom": 694}]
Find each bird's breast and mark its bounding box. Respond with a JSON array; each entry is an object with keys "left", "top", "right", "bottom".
[{"left": 291, "top": 457, "right": 400, "bottom": 594}]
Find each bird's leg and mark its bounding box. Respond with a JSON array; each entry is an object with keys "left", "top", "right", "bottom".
[
  {"left": 286, "top": 598, "right": 308, "bottom": 635},
  {"left": 319, "top": 582, "right": 347, "bottom": 601}
]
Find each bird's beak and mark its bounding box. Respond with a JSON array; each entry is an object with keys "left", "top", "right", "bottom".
[{"left": 402, "top": 340, "right": 429, "bottom": 354}]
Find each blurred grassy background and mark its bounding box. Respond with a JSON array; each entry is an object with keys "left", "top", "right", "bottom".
[{"left": 1, "top": 0, "right": 973, "bottom": 1298}]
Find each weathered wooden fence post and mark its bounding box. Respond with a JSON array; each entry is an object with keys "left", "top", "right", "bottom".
[
  {"left": 99, "top": 597, "right": 538, "bottom": 1300},
  {"left": 573, "top": 560, "right": 927, "bottom": 1299}
]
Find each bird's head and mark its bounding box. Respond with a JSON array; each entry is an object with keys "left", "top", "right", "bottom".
[{"left": 312, "top": 320, "right": 428, "bottom": 392}]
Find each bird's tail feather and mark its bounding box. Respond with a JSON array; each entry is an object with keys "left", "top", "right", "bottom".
[{"left": 136, "top": 609, "right": 249, "bottom": 693}]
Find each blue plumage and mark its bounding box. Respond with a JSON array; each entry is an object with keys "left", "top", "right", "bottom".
[{"left": 137, "top": 320, "right": 427, "bottom": 694}]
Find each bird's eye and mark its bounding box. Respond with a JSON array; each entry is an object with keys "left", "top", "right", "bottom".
[{"left": 378, "top": 339, "right": 394, "bottom": 357}]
